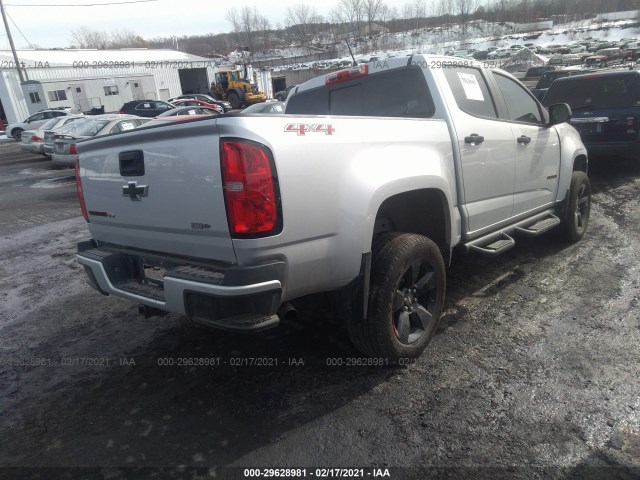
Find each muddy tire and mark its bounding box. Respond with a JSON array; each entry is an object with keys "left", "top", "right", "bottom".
[
  {"left": 561, "top": 171, "right": 591, "bottom": 242},
  {"left": 227, "top": 92, "right": 241, "bottom": 110},
  {"left": 348, "top": 233, "right": 446, "bottom": 361}
]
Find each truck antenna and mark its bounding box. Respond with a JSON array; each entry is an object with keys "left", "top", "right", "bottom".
[{"left": 345, "top": 40, "right": 357, "bottom": 66}]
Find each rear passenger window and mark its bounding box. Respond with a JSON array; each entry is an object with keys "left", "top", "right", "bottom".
[
  {"left": 443, "top": 67, "right": 497, "bottom": 119},
  {"left": 286, "top": 67, "right": 435, "bottom": 118},
  {"left": 493, "top": 73, "right": 542, "bottom": 124}
]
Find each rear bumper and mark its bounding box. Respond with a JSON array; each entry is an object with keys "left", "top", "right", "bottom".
[
  {"left": 20, "top": 142, "right": 43, "bottom": 154},
  {"left": 584, "top": 140, "right": 640, "bottom": 160},
  {"left": 52, "top": 153, "right": 79, "bottom": 167},
  {"left": 76, "top": 240, "right": 285, "bottom": 332}
]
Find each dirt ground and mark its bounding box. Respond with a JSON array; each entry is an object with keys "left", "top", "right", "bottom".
[{"left": 0, "top": 143, "right": 638, "bottom": 479}]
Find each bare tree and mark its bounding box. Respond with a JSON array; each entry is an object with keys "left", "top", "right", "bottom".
[
  {"left": 240, "top": 6, "right": 259, "bottom": 53},
  {"left": 110, "top": 29, "right": 147, "bottom": 48},
  {"left": 286, "top": 4, "right": 317, "bottom": 44},
  {"left": 69, "top": 26, "right": 110, "bottom": 49},
  {"left": 402, "top": 3, "right": 413, "bottom": 31},
  {"left": 225, "top": 8, "right": 242, "bottom": 47},
  {"left": 256, "top": 14, "right": 271, "bottom": 52},
  {"left": 456, "top": 0, "right": 478, "bottom": 34},
  {"left": 363, "top": 0, "right": 383, "bottom": 35},
  {"left": 329, "top": 8, "right": 343, "bottom": 40},
  {"left": 338, "top": 0, "right": 364, "bottom": 39},
  {"left": 412, "top": 0, "right": 427, "bottom": 29}
]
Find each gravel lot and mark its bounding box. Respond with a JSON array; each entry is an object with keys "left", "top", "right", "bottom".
[{"left": 0, "top": 142, "right": 638, "bottom": 479}]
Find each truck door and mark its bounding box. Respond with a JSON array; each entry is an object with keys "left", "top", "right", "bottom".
[
  {"left": 490, "top": 72, "right": 560, "bottom": 215},
  {"left": 442, "top": 67, "right": 516, "bottom": 233}
]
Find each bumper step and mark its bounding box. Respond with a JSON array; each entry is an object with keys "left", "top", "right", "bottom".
[
  {"left": 193, "top": 314, "right": 280, "bottom": 333},
  {"left": 118, "top": 279, "right": 165, "bottom": 301}
]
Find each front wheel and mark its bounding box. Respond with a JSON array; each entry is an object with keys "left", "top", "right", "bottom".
[
  {"left": 227, "top": 92, "right": 241, "bottom": 110},
  {"left": 561, "top": 171, "right": 591, "bottom": 242},
  {"left": 348, "top": 233, "right": 446, "bottom": 361},
  {"left": 12, "top": 128, "right": 23, "bottom": 141}
]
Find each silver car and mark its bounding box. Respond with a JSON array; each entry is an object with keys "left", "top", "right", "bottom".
[
  {"left": 21, "top": 115, "right": 85, "bottom": 155},
  {"left": 6, "top": 108, "right": 80, "bottom": 141},
  {"left": 52, "top": 114, "right": 149, "bottom": 168}
]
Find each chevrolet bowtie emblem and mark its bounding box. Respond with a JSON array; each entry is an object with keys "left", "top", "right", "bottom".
[{"left": 122, "top": 181, "right": 149, "bottom": 200}]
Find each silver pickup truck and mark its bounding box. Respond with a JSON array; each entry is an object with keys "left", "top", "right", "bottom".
[{"left": 75, "top": 56, "right": 591, "bottom": 361}]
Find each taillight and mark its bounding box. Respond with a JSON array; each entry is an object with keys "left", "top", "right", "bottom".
[
  {"left": 325, "top": 64, "right": 368, "bottom": 85},
  {"left": 70, "top": 144, "right": 77, "bottom": 154},
  {"left": 75, "top": 159, "right": 89, "bottom": 223},
  {"left": 31, "top": 135, "right": 43, "bottom": 142},
  {"left": 220, "top": 139, "right": 280, "bottom": 236}
]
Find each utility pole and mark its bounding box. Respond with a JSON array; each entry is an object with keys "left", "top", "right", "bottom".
[{"left": 0, "top": 0, "right": 25, "bottom": 82}]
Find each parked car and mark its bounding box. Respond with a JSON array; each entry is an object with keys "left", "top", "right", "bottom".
[
  {"left": 471, "top": 50, "right": 489, "bottom": 60},
  {"left": 241, "top": 101, "right": 284, "bottom": 114},
  {"left": 6, "top": 108, "right": 80, "bottom": 141},
  {"left": 76, "top": 55, "right": 590, "bottom": 361},
  {"left": 542, "top": 70, "right": 640, "bottom": 161},
  {"left": 119, "top": 100, "right": 174, "bottom": 117},
  {"left": 155, "top": 106, "right": 220, "bottom": 117},
  {"left": 169, "top": 99, "right": 224, "bottom": 114},
  {"left": 530, "top": 69, "right": 590, "bottom": 100},
  {"left": 584, "top": 48, "right": 625, "bottom": 67},
  {"left": 43, "top": 117, "right": 94, "bottom": 158},
  {"left": 169, "top": 94, "right": 232, "bottom": 112},
  {"left": 52, "top": 115, "right": 149, "bottom": 168},
  {"left": 567, "top": 44, "right": 587, "bottom": 53},
  {"left": 524, "top": 66, "right": 556, "bottom": 81},
  {"left": 548, "top": 53, "right": 584, "bottom": 66},
  {"left": 274, "top": 85, "right": 297, "bottom": 101},
  {"left": 487, "top": 48, "right": 511, "bottom": 59},
  {"left": 587, "top": 42, "right": 615, "bottom": 52},
  {"left": 21, "top": 115, "right": 85, "bottom": 155},
  {"left": 543, "top": 44, "right": 566, "bottom": 54},
  {"left": 138, "top": 116, "right": 212, "bottom": 129}
]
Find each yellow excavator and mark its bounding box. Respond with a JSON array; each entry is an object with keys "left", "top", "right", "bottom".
[{"left": 210, "top": 69, "right": 266, "bottom": 109}]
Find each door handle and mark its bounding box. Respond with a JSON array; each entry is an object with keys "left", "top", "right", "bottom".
[
  {"left": 464, "top": 134, "right": 485, "bottom": 144},
  {"left": 517, "top": 135, "right": 531, "bottom": 145}
]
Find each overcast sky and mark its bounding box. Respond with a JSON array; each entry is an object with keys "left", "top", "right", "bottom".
[{"left": 2, "top": 0, "right": 442, "bottom": 50}]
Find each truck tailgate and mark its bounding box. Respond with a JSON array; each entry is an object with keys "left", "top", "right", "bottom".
[{"left": 76, "top": 118, "right": 236, "bottom": 264}]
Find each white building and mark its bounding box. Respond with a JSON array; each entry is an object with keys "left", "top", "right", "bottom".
[{"left": 0, "top": 48, "right": 218, "bottom": 124}]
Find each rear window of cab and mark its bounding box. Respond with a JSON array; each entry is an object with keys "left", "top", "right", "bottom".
[{"left": 286, "top": 66, "right": 435, "bottom": 118}]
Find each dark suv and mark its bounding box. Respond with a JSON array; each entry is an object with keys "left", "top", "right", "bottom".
[
  {"left": 530, "top": 69, "right": 590, "bottom": 100},
  {"left": 542, "top": 70, "right": 640, "bottom": 160},
  {"left": 119, "top": 100, "right": 174, "bottom": 117}
]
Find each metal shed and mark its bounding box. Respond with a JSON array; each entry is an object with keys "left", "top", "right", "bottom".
[{"left": 0, "top": 48, "right": 218, "bottom": 124}]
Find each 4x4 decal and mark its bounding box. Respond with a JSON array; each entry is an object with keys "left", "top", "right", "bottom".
[{"left": 284, "top": 123, "right": 334, "bottom": 136}]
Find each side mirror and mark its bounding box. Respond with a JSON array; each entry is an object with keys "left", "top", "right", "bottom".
[{"left": 548, "top": 103, "right": 572, "bottom": 125}]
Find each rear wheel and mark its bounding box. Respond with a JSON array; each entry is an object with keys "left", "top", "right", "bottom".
[
  {"left": 561, "top": 171, "right": 591, "bottom": 242},
  {"left": 227, "top": 92, "right": 241, "bottom": 110},
  {"left": 348, "top": 233, "right": 446, "bottom": 361}
]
